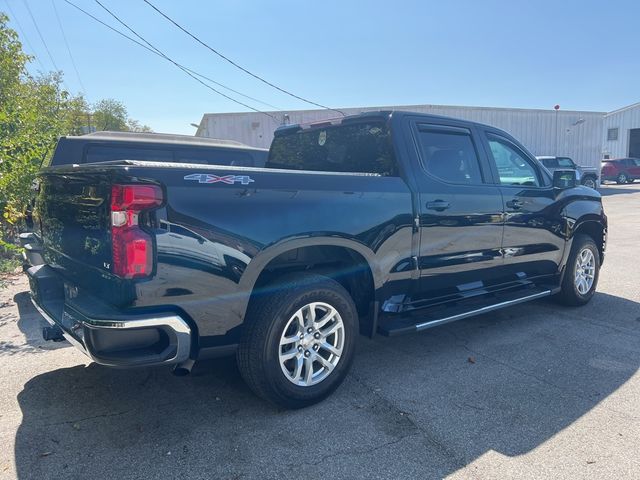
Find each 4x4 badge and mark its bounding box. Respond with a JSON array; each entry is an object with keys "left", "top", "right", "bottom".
[{"left": 184, "top": 173, "right": 255, "bottom": 185}]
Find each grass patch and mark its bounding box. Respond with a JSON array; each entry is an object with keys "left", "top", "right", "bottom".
[{"left": 0, "top": 256, "right": 21, "bottom": 274}]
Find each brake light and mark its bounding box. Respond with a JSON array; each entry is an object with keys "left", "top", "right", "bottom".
[{"left": 111, "top": 184, "right": 163, "bottom": 279}]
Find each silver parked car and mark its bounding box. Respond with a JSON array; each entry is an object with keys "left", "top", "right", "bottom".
[{"left": 536, "top": 156, "right": 599, "bottom": 189}]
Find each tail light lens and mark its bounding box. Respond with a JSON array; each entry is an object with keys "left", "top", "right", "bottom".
[{"left": 111, "top": 184, "right": 163, "bottom": 279}]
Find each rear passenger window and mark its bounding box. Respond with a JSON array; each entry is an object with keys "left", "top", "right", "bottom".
[
  {"left": 85, "top": 146, "right": 173, "bottom": 163},
  {"left": 416, "top": 126, "right": 483, "bottom": 184}
]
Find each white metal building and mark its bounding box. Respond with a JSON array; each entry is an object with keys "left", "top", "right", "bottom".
[
  {"left": 195, "top": 102, "right": 640, "bottom": 169},
  {"left": 602, "top": 103, "right": 640, "bottom": 159}
]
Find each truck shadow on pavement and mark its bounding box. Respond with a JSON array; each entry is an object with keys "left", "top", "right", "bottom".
[{"left": 13, "top": 292, "right": 640, "bottom": 479}]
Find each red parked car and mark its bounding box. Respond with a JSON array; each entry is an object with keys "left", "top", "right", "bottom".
[{"left": 601, "top": 158, "right": 640, "bottom": 184}]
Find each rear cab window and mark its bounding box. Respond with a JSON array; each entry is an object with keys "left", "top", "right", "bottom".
[
  {"left": 83, "top": 144, "right": 260, "bottom": 167},
  {"left": 85, "top": 145, "right": 174, "bottom": 163},
  {"left": 267, "top": 121, "right": 399, "bottom": 176},
  {"left": 174, "top": 148, "right": 254, "bottom": 166}
]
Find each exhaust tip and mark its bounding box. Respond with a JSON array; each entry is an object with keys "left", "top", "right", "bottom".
[{"left": 172, "top": 358, "right": 195, "bottom": 376}]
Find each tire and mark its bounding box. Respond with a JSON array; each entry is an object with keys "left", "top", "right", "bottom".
[
  {"left": 581, "top": 177, "right": 597, "bottom": 189},
  {"left": 616, "top": 172, "right": 628, "bottom": 184},
  {"left": 237, "top": 273, "right": 358, "bottom": 409},
  {"left": 557, "top": 234, "right": 600, "bottom": 306}
]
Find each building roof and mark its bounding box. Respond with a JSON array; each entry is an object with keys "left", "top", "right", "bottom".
[
  {"left": 200, "top": 102, "right": 607, "bottom": 118},
  {"left": 604, "top": 102, "right": 640, "bottom": 117}
]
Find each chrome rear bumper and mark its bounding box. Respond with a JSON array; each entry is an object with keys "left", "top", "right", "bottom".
[{"left": 28, "top": 265, "right": 191, "bottom": 368}]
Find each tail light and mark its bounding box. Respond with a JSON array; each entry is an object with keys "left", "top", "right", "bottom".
[{"left": 111, "top": 184, "right": 163, "bottom": 279}]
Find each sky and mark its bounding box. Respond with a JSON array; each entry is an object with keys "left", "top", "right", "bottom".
[{"left": 2, "top": 0, "right": 639, "bottom": 134}]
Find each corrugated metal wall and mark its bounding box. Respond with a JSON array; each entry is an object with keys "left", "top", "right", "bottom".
[
  {"left": 602, "top": 103, "right": 640, "bottom": 158},
  {"left": 198, "top": 104, "right": 605, "bottom": 168}
]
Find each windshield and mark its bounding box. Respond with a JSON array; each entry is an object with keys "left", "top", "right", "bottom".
[{"left": 556, "top": 157, "right": 575, "bottom": 168}]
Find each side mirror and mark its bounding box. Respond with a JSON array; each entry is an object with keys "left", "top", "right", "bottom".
[{"left": 553, "top": 169, "right": 576, "bottom": 189}]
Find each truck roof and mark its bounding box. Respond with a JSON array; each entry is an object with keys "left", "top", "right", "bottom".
[{"left": 274, "top": 110, "right": 500, "bottom": 136}]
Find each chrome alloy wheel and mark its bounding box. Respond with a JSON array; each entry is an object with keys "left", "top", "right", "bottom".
[
  {"left": 278, "top": 302, "right": 345, "bottom": 387},
  {"left": 574, "top": 248, "right": 595, "bottom": 295}
]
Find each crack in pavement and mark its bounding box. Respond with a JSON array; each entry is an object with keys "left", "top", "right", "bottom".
[
  {"left": 41, "top": 401, "right": 177, "bottom": 428},
  {"left": 347, "top": 372, "right": 471, "bottom": 473}
]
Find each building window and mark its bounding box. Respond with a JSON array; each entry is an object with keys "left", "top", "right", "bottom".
[{"left": 607, "top": 128, "right": 619, "bottom": 141}]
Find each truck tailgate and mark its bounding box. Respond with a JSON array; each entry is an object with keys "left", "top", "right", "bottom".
[{"left": 37, "top": 171, "right": 112, "bottom": 273}]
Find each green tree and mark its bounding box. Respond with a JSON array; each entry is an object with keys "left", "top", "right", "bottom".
[
  {"left": 91, "top": 98, "right": 151, "bottom": 132},
  {"left": 92, "top": 98, "right": 128, "bottom": 131},
  {"left": 0, "top": 12, "right": 152, "bottom": 263},
  {"left": 0, "top": 14, "right": 74, "bottom": 231}
]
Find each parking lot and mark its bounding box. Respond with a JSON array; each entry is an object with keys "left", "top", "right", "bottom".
[{"left": 0, "top": 184, "right": 638, "bottom": 480}]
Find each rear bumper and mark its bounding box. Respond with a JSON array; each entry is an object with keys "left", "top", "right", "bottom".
[
  {"left": 19, "top": 232, "right": 45, "bottom": 270},
  {"left": 28, "top": 264, "right": 191, "bottom": 368}
]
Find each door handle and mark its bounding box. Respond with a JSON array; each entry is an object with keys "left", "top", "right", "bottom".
[
  {"left": 506, "top": 199, "right": 524, "bottom": 210},
  {"left": 426, "top": 200, "right": 451, "bottom": 212}
]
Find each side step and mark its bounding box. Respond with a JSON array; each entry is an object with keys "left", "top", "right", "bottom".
[{"left": 378, "top": 287, "right": 552, "bottom": 336}]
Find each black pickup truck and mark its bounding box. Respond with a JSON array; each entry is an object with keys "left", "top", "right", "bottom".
[{"left": 28, "top": 111, "right": 607, "bottom": 408}]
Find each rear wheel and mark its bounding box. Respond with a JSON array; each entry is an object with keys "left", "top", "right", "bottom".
[
  {"left": 557, "top": 234, "right": 600, "bottom": 306},
  {"left": 616, "top": 172, "right": 628, "bottom": 184},
  {"left": 237, "top": 273, "right": 358, "bottom": 409}
]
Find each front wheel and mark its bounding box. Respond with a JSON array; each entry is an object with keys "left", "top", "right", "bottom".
[
  {"left": 557, "top": 234, "right": 600, "bottom": 306},
  {"left": 581, "top": 177, "right": 597, "bottom": 189},
  {"left": 237, "top": 273, "right": 358, "bottom": 409}
]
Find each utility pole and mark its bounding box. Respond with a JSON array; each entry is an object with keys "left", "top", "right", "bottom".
[{"left": 554, "top": 104, "right": 560, "bottom": 156}]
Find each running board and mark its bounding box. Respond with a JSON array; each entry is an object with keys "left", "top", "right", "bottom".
[{"left": 378, "top": 288, "right": 552, "bottom": 336}]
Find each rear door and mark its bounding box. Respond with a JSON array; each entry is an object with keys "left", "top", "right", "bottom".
[
  {"left": 481, "top": 130, "right": 565, "bottom": 282},
  {"left": 406, "top": 118, "right": 505, "bottom": 304},
  {"left": 625, "top": 158, "right": 640, "bottom": 179}
]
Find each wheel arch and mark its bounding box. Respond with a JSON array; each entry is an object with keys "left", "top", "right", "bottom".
[
  {"left": 571, "top": 218, "right": 606, "bottom": 263},
  {"left": 238, "top": 237, "right": 381, "bottom": 335}
]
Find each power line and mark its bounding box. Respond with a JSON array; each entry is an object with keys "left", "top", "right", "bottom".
[
  {"left": 2, "top": 0, "right": 47, "bottom": 71},
  {"left": 51, "top": 0, "right": 87, "bottom": 94},
  {"left": 142, "top": 0, "right": 345, "bottom": 116},
  {"left": 65, "top": 0, "right": 277, "bottom": 109},
  {"left": 61, "top": 0, "right": 280, "bottom": 117},
  {"left": 21, "top": 0, "right": 60, "bottom": 71},
  {"left": 93, "top": 0, "right": 279, "bottom": 120}
]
